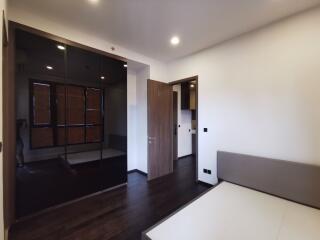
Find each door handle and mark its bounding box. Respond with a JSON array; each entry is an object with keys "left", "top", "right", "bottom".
[{"left": 148, "top": 137, "right": 156, "bottom": 144}]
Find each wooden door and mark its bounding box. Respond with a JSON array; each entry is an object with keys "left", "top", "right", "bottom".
[
  {"left": 173, "top": 91, "right": 178, "bottom": 160},
  {"left": 148, "top": 80, "right": 173, "bottom": 180}
]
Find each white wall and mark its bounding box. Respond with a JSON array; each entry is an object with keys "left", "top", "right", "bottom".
[
  {"left": 127, "top": 69, "right": 137, "bottom": 171},
  {"left": 168, "top": 7, "right": 320, "bottom": 185},
  {"left": 135, "top": 67, "right": 150, "bottom": 173},
  {"left": 126, "top": 66, "right": 149, "bottom": 173},
  {"left": 172, "top": 84, "right": 192, "bottom": 157}
]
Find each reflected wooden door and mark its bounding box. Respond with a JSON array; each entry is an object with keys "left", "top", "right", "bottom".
[{"left": 147, "top": 80, "right": 173, "bottom": 180}]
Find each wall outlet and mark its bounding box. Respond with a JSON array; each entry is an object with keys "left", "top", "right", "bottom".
[
  {"left": 203, "top": 169, "right": 208, "bottom": 173},
  {"left": 204, "top": 128, "right": 208, "bottom": 132},
  {"left": 207, "top": 170, "right": 211, "bottom": 175}
]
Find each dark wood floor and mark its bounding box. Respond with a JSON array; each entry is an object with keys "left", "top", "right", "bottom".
[{"left": 10, "top": 156, "right": 210, "bottom": 240}]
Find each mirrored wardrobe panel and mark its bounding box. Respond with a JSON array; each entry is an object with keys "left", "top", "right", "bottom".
[
  {"left": 64, "top": 46, "right": 103, "bottom": 200},
  {"left": 15, "top": 29, "right": 127, "bottom": 218},
  {"left": 100, "top": 56, "right": 127, "bottom": 190}
]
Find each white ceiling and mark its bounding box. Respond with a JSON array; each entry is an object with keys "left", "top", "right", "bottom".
[{"left": 9, "top": 0, "right": 320, "bottom": 62}]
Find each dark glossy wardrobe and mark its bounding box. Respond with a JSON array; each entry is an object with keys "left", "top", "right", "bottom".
[{"left": 14, "top": 28, "right": 127, "bottom": 218}]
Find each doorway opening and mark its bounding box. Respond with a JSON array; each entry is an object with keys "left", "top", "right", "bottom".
[{"left": 170, "top": 76, "right": 198, "bottom": 181}]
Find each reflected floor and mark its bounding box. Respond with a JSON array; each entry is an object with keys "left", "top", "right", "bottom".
[{"left": 16, "top": 154, "right": 127, "bottom": 218}]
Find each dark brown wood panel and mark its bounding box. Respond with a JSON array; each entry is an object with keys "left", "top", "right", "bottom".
[
  {"left": 66, "top": 86, "right": 85, "bottom": 125},
  {"left": 86, "top": 88, "right": 101, "bottom": 109},
  {"left": 86, "top": 111, "right": 101, "bottom": 125},
  {"left": 67, "top": 127, "right": 85, "bottom": 145},
  {"left": 147, "top": 80, "right": 173, "bottom": 180},
  {"left": 32, "top": 83, "right": 51, "bottom": 125},
  {"left": 86, "top": 88, "right": 101, "bottom": 125},
  {"left": 56, "top": 85, "right": 66, "bottom": 125},
  {"left": 31, "top": 81, "right": 104, "bottom": 147},
  {"left": 31, "top": 127, "right": 54, "bottom": 148},
  {"left": 57, "top": 127, "right": 66, "bottom": 146},
  {"left": 173, "top": 91, "right": 178, "bottom": 161},
  {"left": 86, "top": 126, "right": 101, "bottom": 143}
]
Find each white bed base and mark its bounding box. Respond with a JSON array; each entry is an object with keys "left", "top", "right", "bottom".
[{"left": 144, "top": 182, "right": 320, "bottom": 240}]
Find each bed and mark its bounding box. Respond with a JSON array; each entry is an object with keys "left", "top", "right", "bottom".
[{"left": 142, "top": 151, "right": 320, "bottom": 240}]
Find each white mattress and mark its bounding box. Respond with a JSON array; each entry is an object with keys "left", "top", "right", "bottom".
[
  {"left": 146, "top": 182, "right": 320, "bottom": 240},
  {"left": 60, "top": 148, "right": 125, "bottom": 165}
]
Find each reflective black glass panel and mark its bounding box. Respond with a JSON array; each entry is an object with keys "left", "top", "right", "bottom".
[{"left": 15, "top": 29, "right": 127, "bottom": 218}]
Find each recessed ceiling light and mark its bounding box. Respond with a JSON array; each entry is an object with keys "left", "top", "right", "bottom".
[
  {"left": 190, "top": 84, "right": 195, "bottom": 88},
  {"left": 88, "top": 0, "right": 99, "bottom": 4},
  {"left": 46, "top": 65, "right": 53, "bottom": 70},
  {"left": 100, "top": 76, "right": 105, "bottom": 80},
  {"left": 170, "top": 36, "right": 180, "bottom": 46},
  {"left": 57, "top": 45, "right": 65, "bottom": 50},
  {"left": 124, "top": 64, "right": 128, "bottom": 68}
]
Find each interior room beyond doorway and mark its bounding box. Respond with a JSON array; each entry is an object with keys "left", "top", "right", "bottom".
[{"left": 171, "top": 77, "right": 198, "bottom": 179}]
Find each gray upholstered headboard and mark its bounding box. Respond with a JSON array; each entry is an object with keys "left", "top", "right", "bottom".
[{"left": 217, "top": 151, "right": 320, "bottom": 209}]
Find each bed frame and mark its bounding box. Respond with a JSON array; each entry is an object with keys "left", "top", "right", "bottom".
[
  {"left": 217, "top": 151, "right": 320, "bottom": 209},
  {"left": 142, "top": 151, "right": 320, "bottom": 239}
]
